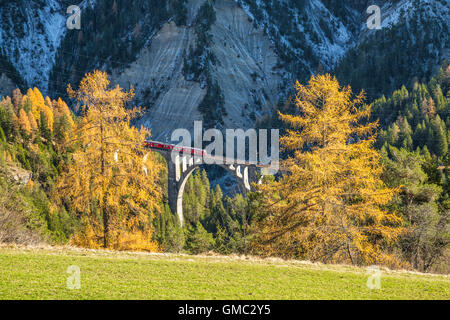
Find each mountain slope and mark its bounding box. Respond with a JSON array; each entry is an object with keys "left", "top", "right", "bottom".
[
  {"left": 0, "top": 0, "right": 448, "bottom": 138},
  {"left": 336, "top": 0, "right": 450, "bottom": 98},
  {"left": 111, "top": 0, "right": 286, "bottom": 138},
  {"left": 0, "top": 0, "right": 67, "bottom": 94},
  {"left": 236, "top": 0, "right": 357, "bottom": 78}
]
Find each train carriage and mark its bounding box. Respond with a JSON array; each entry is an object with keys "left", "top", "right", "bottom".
[{"left": 144, "top": 140, "right": 207, "bottom": 156}]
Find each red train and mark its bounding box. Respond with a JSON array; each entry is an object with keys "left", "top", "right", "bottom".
[{"left": 144, "top": 140, "right": 207, "bottom": 156}]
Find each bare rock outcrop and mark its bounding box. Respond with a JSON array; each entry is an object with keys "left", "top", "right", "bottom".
[
  {"left": 111, "top": 0, "right": 284, "bottom": 140},
  {"left": 6, "top": 165, "right": 32, "bottom": 185},
  {"left": 111, "top": 21, "right": 205, "bottom": 140},
  {"left": 209, "top": 0, "right": 284, "bottom": 129}
]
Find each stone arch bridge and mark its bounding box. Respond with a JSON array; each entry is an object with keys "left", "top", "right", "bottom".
[{"left": 146, "top": 141, "right": 271, "bottom": 226}]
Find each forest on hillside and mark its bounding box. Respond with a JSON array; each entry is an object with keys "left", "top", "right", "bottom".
[{"left": 0, "top": 65, "right": 448, "bottom": 272}]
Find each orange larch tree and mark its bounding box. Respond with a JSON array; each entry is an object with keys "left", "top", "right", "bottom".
[
  {"left": 252, "top": 74, "right": 404, "bottom": 267},
  {"left": 56, "top": 70, "right": 162, "bottom": 251}
]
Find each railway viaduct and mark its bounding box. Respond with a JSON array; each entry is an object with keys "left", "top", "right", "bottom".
[{"left": 147, "top": 142, "right": 271, "bottom": 226}]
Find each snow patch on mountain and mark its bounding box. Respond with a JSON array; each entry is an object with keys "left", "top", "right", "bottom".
[
  {"left": 362, "top": 0, "right": 450, "bottom": 33},
  {"left": 0, "top": 0, "right": 68, "bottom": 94},
  {"left": 235, "top": 0, "right": 356, "bottom": 74},
  {"left": 306, "top": 0, "right": 354, "bottom": 68},
  {"left": 0, "top": 0, "right": 97, "bottom": 94}
]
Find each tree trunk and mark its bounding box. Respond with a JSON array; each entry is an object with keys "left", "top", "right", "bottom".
[
  {"left": 100, "top": 117, "right": 108, "bottom": 248},
  {"left": 103, "top": 205, "right": 109, "bottom": 248}
]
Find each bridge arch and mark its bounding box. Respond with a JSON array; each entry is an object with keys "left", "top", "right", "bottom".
[
  {"left": 147, "top": 144, "right": 266, "bottom": 227},
  {"left": 176, "top": 165, "right": 196, "bottom": 227},
  {"left": 175, "top": 163, "right": 252, "bottom": 226}
]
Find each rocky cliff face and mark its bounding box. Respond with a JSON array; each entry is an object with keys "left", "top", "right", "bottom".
[
  {"left": 208, "top": 0, "right": 284, "bottom": 130},
  {"left": 111, "top": 21, "right": 205, "bottom": 139},
  {"left": 110, "top": 0, "right": 285, "bottom": 139}
]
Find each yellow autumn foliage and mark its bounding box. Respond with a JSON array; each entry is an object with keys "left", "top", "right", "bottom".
[
  {"left": 27, "top": 111, "right": 38, "bottom": 133},
  {"left": 40, "top": 103, "right": 54, "bottom": 132},
  {"left": 18, "top": 109, "right": 31, "bottom": 137},
  {"left": 54, "top": 97, "right": 75, "bottom": 128},
  {"left": 58, "top": 70, "right": 162, "bottom": 251},
  {"left": 252, "top": 74, "right": 405, "bottom": 267},
  {"left": 24, "top": 87, "right": 55, "bottom": 132}
]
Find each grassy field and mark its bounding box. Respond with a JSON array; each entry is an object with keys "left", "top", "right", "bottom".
[{"left": 0, "top": 245, "right": 448, "bottom": 300}]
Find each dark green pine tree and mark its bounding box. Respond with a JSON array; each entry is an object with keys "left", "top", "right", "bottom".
[
  {"left": 39, "top": 111, "right": 52, "bottom": 141},
  {"left": 153, "top": 204, "right": 185, "bottom": 253},
  {"left": 381, "top": 146, "right": 448, "bottom": 272},
  {"left": 185, "top": 221, "right": 214, "bottom": 254},
  {"left": 432, "top": 116, "right": 448, "bottom": 158}
]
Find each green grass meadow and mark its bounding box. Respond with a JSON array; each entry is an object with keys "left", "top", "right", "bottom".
[{"left": 0, "top": 246, "right": 448, "bottom": 300}]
